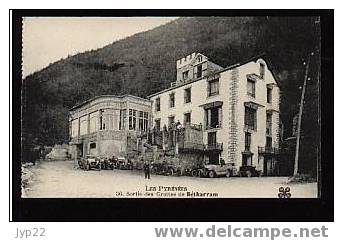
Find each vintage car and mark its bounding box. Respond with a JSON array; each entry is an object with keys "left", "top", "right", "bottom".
[
  {"left": 131, "top": 158, "right": 144, "bottom": 170},
  {"left": 238, "top": 166, "right": 262, "bottom": 177},
  {"left": 115, "top": 157, "right": 133, "bottom": 170},
  {"left": 78, "top": 155, "right": 101, "bottom": 171},
  {"left": 182, "top": 164, "right": 205, "bottom": 177},
  {"left": 100, "top": 156, "right": 118, "bottom": 170},
  {"left": 202, "top": 164, "right": 237, "bottom": 178},
  {"left": 151, "top": 161, "right": 178, "bottom": 176}
]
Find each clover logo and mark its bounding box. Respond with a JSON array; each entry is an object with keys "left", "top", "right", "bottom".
[{"left": 278, "top": 187, "right": 291, "bottom": 198}]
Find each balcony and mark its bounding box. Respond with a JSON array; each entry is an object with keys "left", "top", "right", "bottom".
[
  {"left": 179, "top": 141, "right": 204, "bottom": 151},
  {"left": 205, "top": 123, "right": 221, "bottom": 130},
  {"left": 186, "top": 123, "right": 202, "bottom": 131},
  {"left": 258, "top": 146, "right": 280, "bottom": 155},
  {"left": 70, "top": 132, "right": 97, "bottom": 144},
  {"left": 205, "top": 142, "right": 223, "bottom": 151}
]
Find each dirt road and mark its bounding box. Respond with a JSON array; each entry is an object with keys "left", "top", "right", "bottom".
[{"left": 24, "top": 160, "right": 318, "bottom": 198}]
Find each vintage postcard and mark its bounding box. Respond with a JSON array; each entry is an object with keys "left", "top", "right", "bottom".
[{"left": 20, "top": 15, "right": 321, "bottom": 199}]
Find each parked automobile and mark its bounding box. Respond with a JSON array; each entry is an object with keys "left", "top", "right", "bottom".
[
  {"left": 202, "top": 164, "right": 237, "bottom": 178},
  {"left": 78, "top": 155, "right": 101, "bottom": 171},
  {"left": 100, "top": 157, "right": 117, "bottom": 170},
  {"left": 238, "top": 166, "right": 261, "bottom": 177},
  {"left": 151, "top": 161, "right": 178, "bottom": 176},
  {"left": 115, "top": 157, "right": 133, "bottom": 170},
  {"left": 183, "top": 164, "right": 204, "bottom": 177},
  {"left": 131, "top": 158, "right": 144, "bottom": 170}
]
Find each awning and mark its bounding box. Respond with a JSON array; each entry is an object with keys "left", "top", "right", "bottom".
[
  {"left": 207, "top": 73, "right": 221, "bottom": 82},
  {"left": 266, "top": 108, "right": 279, "bottom": 113},
  {"left": 246, "top": 73, "right": 261, "bottom": 82},
  {"left": 242, "top": 150, "right": 254, "bottom": 156},
  {"left": 199, "top": 101, "right": 223, "bottom": 109},
  {"left": 244, "top": 101, "right": 264, "bottom": 110},
  {"left": 267, "top": 83, "right": 277, "bottom": 88}
]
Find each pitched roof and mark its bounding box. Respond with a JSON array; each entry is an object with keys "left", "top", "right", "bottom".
[
  {"left": 69, "top": 94, "right": 151, "bottom": 111},
  {"left": 148, "top": 53, "right": 280, "bottom": 98}
]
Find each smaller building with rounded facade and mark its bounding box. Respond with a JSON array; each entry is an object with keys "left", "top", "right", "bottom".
[{"left": 69, "top": 95, "right": 152, "bottom": 158}]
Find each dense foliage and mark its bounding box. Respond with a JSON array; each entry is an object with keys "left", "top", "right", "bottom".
[{"left": 22, "top": 17, "right": 320, "bottom": 174}]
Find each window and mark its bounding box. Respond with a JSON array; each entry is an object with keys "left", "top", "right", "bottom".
[
  {"left": 137, "top": 111, "right": 149, "bottom": 131},
  {"left": 184, "top": 87, "right": 191, "bottom": 103},
  {"left": 266, "top": 136, "right": 272, "bottom": 149},
  {"left": 266, "top": 113, "right": 272, "bottom": 135},
  {"left": 196, "top": 64, "right": 203, "bottom": 78},
  {"left": 168, "top": 116, "right": 175, "bottom": 127},
  {"left": 119, "top": 109, "right": 126, "bottom": 130},
  {"left": 80, "top": 115, "right": 88, "bottom": 135},
  {"left": 208, "top": 132, "right": 217, "bottom": 145},
  {"left": 184, "top": 112, "right": 191, "bottom": 126},
  {"left": 182, "top": 71, "right": 189, "bottom": 80},
  {"left": 245, "top": 107, "right": 257, "bottom": 131},
  {"left": 138, "top": 111, "right": 144, "bottom": 131},
  {"left": 247, "top": 79, "right": 255, "bottom": 98},
  {"left": 208, "top": 78, "right": 219, "bottom": 97},
  {"left": 205, "top": 106, "right": 222, "bottom": 129},
  {"left": 90, "top": 143, "right": 96, "bottom": 149},
  {"left": 101, "top": 110, "right": 115, "bottom": 131},
  {"left": 154, "top": 119, "right": 161, "bottom": 130},
  {"left": 99, "top": 109, "right": 105, "bottom": 130},
  {"left": 242, "top": 154, "right": 253, "bottom": 166},
  {"left": 143, "top": 112, "right": 149, "bottom": 131},
  {"left": 267, "top": 87, "right": 272, "bottom": 103},
  {"left": 169, "top": 93, "right": 175, "bottom": 108},
  {"left": 89, "top": 112, "right": 98, "bottom": 133},
  {"left": 71, "top": 119, "right": 79, "bottom": 137},
  {"left": 155, "top": 97, "right": 161, "bottom": 112},
  {"left": 260, "top": 63, "right": 265, "bottom": 79},
  {"left": 129, "top": 109, "right": 137, "bottom": 130},
  {"left": 245, "top": 132, "right": 251, "bottom": 151}
]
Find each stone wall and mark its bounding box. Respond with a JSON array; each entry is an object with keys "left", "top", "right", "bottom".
[{"left": 227, "top": 68, "right": 239, "bottom": 164}]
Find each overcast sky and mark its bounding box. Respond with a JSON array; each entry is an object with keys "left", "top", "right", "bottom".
[{"left": 22, "top": 17, "right": 178, "bottom": 78}]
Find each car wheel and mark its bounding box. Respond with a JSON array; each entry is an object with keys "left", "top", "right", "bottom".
[
  {"left": 191, "top": 170, "right": 198, "bottom": 177},
  {"left": 246, "top": 170, "right": 252, "bottom": 177},
  {"left": 208, "top": 170, "right": 216, "bottom": 178},
  {"left": 226, "top": 170, "right": 231, "bottom": 178},
  {"left": 168, "top": 168, "right": 174, "bottom": 176},
  {"left": 177, "top": 169, "right": 182, "bottom": 176}
]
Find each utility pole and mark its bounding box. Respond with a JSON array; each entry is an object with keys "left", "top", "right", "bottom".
[{"left": 293, "top": 52, "right": 313, "bottom": 176}]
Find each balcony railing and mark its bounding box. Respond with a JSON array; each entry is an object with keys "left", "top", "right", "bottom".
[
  {"left": 179, "top": 142, "right": 205, "bottom": 151},
  {"left": 205, "top": 142, "right": 223, "bottom": 151},
  {"left": 185, "top": 123, "right": 203, "bottom": 131},
  {"left": 258, "top": 146, "right": 280, "bottom": 154},
  {"left": 205, "top": 123, "right": 221, "bottom": 130}
]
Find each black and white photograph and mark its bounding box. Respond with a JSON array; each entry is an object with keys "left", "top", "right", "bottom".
[{"left": 10, "top": 9, "right": 334, "bottom": 221}]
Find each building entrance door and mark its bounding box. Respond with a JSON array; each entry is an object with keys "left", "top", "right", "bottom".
[
  {"left": 263, "top": 157, "right": 274, "bottom": 176},
  {"left": 208, "top": 153, "right": 219, "bottom": 165}
]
